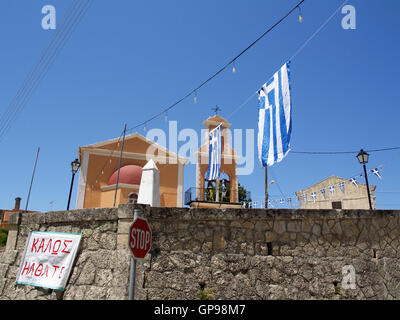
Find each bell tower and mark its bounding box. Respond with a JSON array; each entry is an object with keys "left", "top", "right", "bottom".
[{"left": 195, "top": 114, "right": 239, "bottom": 203}]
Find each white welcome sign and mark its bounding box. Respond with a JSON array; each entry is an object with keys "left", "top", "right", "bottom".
[{"left": 16, "top": 231, "right": 82, "bottom": 291}]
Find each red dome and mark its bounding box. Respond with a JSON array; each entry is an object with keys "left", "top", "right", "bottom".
[{"left": 107, "top": 165, "right": 142, "bottom": 185}]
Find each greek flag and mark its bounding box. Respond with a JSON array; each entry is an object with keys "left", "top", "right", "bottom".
[
  {"left": 205, "top": 124, "right": 222, "bottom": 181},
  {"left": 257, "top": 62, "right": 292, "bottom": 167},
  {"left": 311, "top": 192, "right": 316, "bottom": 202},
  {"left": 338, "top": 182, "right": 345, "bottom": 193},
  {"left": 349, "top": 178, "right": 358, "bottom": 187},
  {"left": 371, "top": 168, "right": 382, "bottom": 179}
]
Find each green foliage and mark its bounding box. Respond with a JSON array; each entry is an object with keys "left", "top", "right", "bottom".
[
  {"left": 0, "top": 227, "right": 9, "bottom": 247},
  {"left": 205, "top": 181, "right": 251, "bottom": 203},
  {"left": 238, "top": 183, "right": 252, "bottom": 203},
  {"left": 198, "top": 282, "right": 215, "bottom": 300}
]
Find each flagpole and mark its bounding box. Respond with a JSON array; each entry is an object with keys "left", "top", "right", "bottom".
[
  {"left": 265, "top": 166, "right": 268, "bottom": 208},
  {"left": 25, "top": 147, "right": 40, "bottom": 213},
  {"left": 113, "top": 124, "right": 127, "bottom": 207},
  {"left": 215, "top": 177, "right": 220, "bottom": 202}
]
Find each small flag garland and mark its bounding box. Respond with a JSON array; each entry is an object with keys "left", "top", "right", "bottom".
[{"left": 242, "top": 166, "right": 384, "bottom": 208}]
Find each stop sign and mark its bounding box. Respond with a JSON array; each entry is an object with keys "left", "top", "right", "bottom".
[{"left": 128, "top": 217, "right": 152, "bottom": 259}]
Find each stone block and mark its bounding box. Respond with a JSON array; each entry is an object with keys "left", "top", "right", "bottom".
[
  {"left": 274, "top": 220, "right": 286, "bottom": 234},
  {"left": 265, "top": 231, "right": 277, "bottom": 242}
]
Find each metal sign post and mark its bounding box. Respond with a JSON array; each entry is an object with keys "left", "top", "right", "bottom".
[
  {"left": 129, "top": 209, "right": 139, "bottom": 300},
  {"left": 128, "top": 209, "right": 152, "bottom": 300}
]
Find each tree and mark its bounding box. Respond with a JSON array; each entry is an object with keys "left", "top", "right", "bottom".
[
  {"left": 238, "top": 183, "right": 252, "bottom": 203},
  {"left": 0, "top": 228, "right": 8, "bottom": 247},
  {"left": 205, "top": 181, "right": 251, "bottom": 203}
]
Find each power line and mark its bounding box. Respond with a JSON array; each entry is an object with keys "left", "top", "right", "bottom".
[
  {"left": 0, "top": 0, "right": 82, "bottom": 132},
  {"left": 228, "top": 0, "right": 349, "bottom": 123},
  {"left": 289, "top": 0, "right": 349, "bottom": 61},
  {"left": 0, "top": 0, "right": 93, "bottom": 142},
  {"left": 291, "top": 146, "right": 400, "bottom": 155},
  {"left": 0, "top": 0, "right": 92, "bottom": 140},
  {"left": 91, "top": 129, "right": 126, "bottom": 188},
  {"left": 125, "top": 0, "right": 306, "bottom": 134}
]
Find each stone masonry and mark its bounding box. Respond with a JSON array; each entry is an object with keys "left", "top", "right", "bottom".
[{"left": 1, "top": 204, "right": 399, "bottom": 300}]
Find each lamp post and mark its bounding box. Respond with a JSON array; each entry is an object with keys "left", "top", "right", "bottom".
[
  {"left": 67, "top": 158, "right": 80, "bottom": 210},
  {"left": 357, "top": 149, "right": 373, "bottom": 210}
]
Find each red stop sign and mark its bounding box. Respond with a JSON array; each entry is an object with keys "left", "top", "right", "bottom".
[{"left": 128, "top": 217, "right": 152, "bottom": 259}]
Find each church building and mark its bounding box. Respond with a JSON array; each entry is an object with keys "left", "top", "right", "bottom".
[{"left": 75, "top": 133, "right": 188, "bottom": 209}]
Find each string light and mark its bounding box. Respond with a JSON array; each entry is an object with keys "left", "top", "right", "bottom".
[
  {"left": 124, "top": 0, "right": 305, "bottom": 134},
  {"left": 232, "top": 60, "right": 237, "bottom": 73},
  {"left": 298, "top": 6, "right": 303, "bottom": 22},
  {"left": 165, "top": 112, "right": 168, "bottom": 122},
  {"left": 144, "top": 124, "right": 146, "bottom": 132}
]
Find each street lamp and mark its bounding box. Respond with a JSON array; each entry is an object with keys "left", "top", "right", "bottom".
[
  {"left": 67, "top": 158, "right": 80, "bottom": 210},
  {"left": 356, "top": 149, "right": 373, "bottom": 210}
]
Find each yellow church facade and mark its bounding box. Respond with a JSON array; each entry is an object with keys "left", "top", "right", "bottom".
[{"left": 75, "top": 133, "right": 188, "bottom": 209}]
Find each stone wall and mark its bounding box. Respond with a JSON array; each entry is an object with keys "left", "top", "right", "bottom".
[
  {"left": 0, "top": 205, "right": 140, "bottom": 300},
  {"left": 1, "top": 204, "right": 399, "bottom": 300}
]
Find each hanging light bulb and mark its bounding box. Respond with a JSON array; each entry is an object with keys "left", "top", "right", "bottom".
[
  {"left": 232, "top": 60, "right": 236, "bottom": 73},
  {"left": 298, "top": 7, "right": 303, "bottom": 23},
  {"left": 165, "top": 112, "right": 168, "bottom": 122},
  {"left": 144, "top": 124, "right": 146, "bottom": 132}
]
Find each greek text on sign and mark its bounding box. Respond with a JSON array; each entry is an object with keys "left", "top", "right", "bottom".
[
  {"left": 129, "top": 217, "right": 152, "bottom": 259},
  {"left": 16, "top": 231, "right": 82, "bottom": 290}
]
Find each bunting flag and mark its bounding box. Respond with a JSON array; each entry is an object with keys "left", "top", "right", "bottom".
[
  {"left": 350, "top": 177, "right": 358, "bottom": 187},
  {"left": 205, "top": 124, "right": 222, "bottom": 181},
  {"left": 257, "top": 62, "right": 292, "bottom": 167},
  {"left": 245, "top": 162, "right": 388, "bottom": 208},
  {"left": 311, "top": 192, "right": 316, "bottom": 202},
  {"left": 338, "top": 182, "right": 345, "bottom": 193},
  {"left": 371, "top": 168, "right": 382, "bottom": 179}
]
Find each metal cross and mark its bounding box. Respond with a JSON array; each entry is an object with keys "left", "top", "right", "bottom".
[{"left": 212, "top": 105, "right": 221, "bottom": 115}]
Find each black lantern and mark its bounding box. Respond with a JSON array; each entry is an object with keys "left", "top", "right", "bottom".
[
  {"left": 67, "top": 158, "right": 80, "bottom": 210},
  {"left": 357, "top": 149, "right": 369, "bottom": 165},
  {"left": 356, "top": 149, "right": 372, "bottom": 210}
]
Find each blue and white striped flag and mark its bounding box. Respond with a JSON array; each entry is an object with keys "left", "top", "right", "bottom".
[
  {"left": 257, "top": 62, "right": 292, "bottom": 167},
  {"left": 205, "top": 124, "right": 222, "bottom": 181}
]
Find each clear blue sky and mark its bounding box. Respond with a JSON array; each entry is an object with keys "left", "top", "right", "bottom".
[{"left": 1, "top": 0, "right": 400, "bottom": 212}]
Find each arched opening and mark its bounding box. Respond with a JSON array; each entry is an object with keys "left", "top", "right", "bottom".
[{"left": 128, "top": 192, "right": 138, "bottom": 204}]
